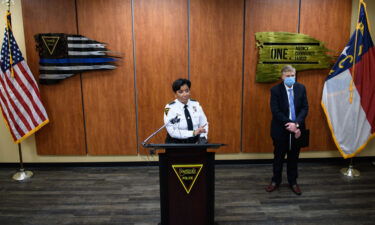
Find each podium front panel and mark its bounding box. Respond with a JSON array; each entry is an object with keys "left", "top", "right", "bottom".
[{"left": 159, "top": 148, "right": 214, "bottom": 225}]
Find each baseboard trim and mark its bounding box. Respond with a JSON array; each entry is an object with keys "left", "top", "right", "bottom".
[{"left": 0, "top": 156, "right": 374, "bottom": 168}]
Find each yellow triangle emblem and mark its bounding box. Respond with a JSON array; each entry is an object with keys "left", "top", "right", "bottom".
[
  {"left": 41, "top": 36, "right": 60, "bottom": 55},
  {"left": 172, "top": 164, "right": 203, "bottom": 194}
]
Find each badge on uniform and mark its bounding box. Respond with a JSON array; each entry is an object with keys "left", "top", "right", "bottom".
[
  {"left": 164, "top": 108, "right": 170, "bottom": 116},
  {"left": 193, "top": 106, "right": 197, "bottom": 112}
]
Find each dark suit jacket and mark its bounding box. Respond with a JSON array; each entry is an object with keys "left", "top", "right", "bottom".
[{"left": 270, "top": 82, "right": 308, "bottom": 141}]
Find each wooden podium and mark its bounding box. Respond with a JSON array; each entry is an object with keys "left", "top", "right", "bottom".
[{"left": 143, "top": 143, "right": 223, "bottom": 225}]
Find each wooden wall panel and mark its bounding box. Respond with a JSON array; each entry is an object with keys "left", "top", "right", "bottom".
[
  {"left": 134, "top": 0, "right": 188, "bottom": 154},
  {"left": 21, "top": 0, "right": 86, "bottom": 155},
  {"left": 299, "top": 0, "right": 352, "bottom": 151},
  {"left": 190, "top": 0, "right": 243, "bottom": 153},
  {"left": 76, "top": 0, "right": 137, "bottom": 155},
  {"left": 242, "top": 0, "right": 300, "bottom": 153},
  {"left": 21, "top": 0, "right": 353, "bottom": 157}
]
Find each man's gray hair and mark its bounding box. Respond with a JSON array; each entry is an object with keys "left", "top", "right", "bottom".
[{"left": 281, "top": 65, "right": 296, "bottom": 74}]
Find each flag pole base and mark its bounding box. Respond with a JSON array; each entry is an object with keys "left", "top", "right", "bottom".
[
  {"left": 340, "top": 165, "right": 360, "bottom": 177},
  {"left": 12, "top": 168, "right": 33, "bottom": 181}
]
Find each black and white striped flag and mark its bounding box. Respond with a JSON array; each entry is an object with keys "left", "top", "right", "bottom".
[{"left": 35, "top": 33, "right": 117, "bottom": 84}]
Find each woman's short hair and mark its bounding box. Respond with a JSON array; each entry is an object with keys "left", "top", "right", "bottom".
[
  {"left": 281, "top": 65, "right": 296, "bottom": 74},
  {"left": 172, "top": 78, "right": 191, "bottom": 92}
]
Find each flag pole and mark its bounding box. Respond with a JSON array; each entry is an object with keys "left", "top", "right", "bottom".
[
  {"left": 340, "top": 158, "right": 360, "bottom": 177},
  {"left": 340, "top": 0, "right": 364, "bottom": 178},
  {"left": 1, "top": 0, "right": 33, "bottom": 181},
  {"left": 349, "top": 0, "right": 363, "bottom": 104},
  {"left": 12, "top": 143, "right": 33, "bottom": 181}
]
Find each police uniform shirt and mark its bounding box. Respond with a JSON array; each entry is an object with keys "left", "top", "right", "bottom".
[{"left": 164, "top": 99, "right": 208, "bottom": 139}]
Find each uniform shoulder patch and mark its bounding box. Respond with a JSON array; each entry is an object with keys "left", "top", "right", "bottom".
[
  {"left": 190, "top": 99, "right": 197, "bottom": 102},
  {"left": 168, "top": 101, "right": 176, "bottom": 105},
  {"left": 164, "top": 108, "right": 170, "bottom": 116}
]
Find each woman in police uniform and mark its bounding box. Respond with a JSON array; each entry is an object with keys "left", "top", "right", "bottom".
[{"left": 164, "top": 78, "right": 208, "bottom": 143}]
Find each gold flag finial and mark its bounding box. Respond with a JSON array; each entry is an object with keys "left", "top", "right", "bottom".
[
  {"left": 5, "top": 10, "right": 15, "bottom": 78},
  {"left": 1, "top": 0, "right": 14, "bottom": 8}
]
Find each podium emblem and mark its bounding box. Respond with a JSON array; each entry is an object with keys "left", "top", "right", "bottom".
[{"left": 172, "top": 164, "right": 203, "bottom": 194}]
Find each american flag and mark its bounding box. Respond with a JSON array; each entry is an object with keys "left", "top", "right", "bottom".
[
  {"left": 35, "top": 33, "right": 117, "bottom": 84},
  {"left": 0, "top": 11, "right": 49, "bottom": 143}
]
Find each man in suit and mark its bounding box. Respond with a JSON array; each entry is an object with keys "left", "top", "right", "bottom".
[{"left": 265, "top": 65, "right": 308, "bottom": 195}]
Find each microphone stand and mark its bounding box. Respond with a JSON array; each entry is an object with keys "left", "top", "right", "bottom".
[
  {"left": 142, "top": 123, "right": 169, "bottom": 147},
  {"left": 3, "top": 0, "right": 33, "bottom": 181},
  {"left": 142, "top": 117, "right": 180, "bottom": 147}
]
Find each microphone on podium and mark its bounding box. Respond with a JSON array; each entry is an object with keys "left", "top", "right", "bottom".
[{"left": 142, "top": 114, "right": 180, "bottom": 146}]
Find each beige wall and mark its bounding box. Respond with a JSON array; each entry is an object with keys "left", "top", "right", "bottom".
[{"left": 0, "top": 0, "right": 374, "bottom": 163}]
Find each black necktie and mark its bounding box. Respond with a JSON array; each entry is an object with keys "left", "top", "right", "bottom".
[{"left": 184, "top": 105, "right": 193, "bottom": 130}]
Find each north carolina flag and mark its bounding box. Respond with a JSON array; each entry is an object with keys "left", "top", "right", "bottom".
[{"left": 321, "top": 0, "right": 375, "bottom": 159}]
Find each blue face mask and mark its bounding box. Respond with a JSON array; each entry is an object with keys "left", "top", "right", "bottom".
[{"left": 284, "top": 77, "right": 295, "bottom": 87}]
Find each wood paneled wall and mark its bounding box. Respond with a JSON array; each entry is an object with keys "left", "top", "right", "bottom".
[
  {"left": 298, "top": 0, "right": 352, "bottom": 151},
  {"left": 22, "top": 0, "right": 86, "bottom": 155},
  {"left": 242, "top": 0, "right": 300, "bottom": 153},
  {"left": 76, "top": 0, "right": 137, "bottom": 155},
  {"left": 190, "top": 0, "right": 243, "bottom": 153},
  {"left": 21, "top": 0, "right": 352, "bottom": 156},
  {"left": 134, "top": 0, "right": 188, "bottom": 155}
]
